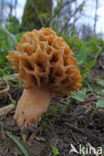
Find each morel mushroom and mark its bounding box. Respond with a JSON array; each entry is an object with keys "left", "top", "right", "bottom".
[{"left": 7, "top": 28, "right": 82, "bottom": 128}]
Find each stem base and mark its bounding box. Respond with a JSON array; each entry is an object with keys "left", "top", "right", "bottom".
[{"left": 14, "top": 86, "right": 52, "bottom": 128}]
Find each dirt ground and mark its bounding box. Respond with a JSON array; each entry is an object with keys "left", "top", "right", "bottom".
[{"left": 0, "top": 57, "right": 104, "bottom": 156}]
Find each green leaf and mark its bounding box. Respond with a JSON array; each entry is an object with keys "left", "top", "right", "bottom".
[
  {"left": 81, "top": 146, "right": 86, "bottom": 156},
  {"left": 70, "top": 91, "right": 85, "bottom": 102},
  {"left": 78, "top": 60, "right": 84, "bottom": 65},
  {"left": 93, "top": 87, "right": 104, "bottom": 95},
  {"left": 87, "top": 57, "right": 97, "bottom": 69},
  {"left": 5, "top": 131, "right": 30, "bottom": 156},
  {"left": 96, "top": 99, "right": 104, "bottom": 108},
  {"left": 9, "top": 97, "right": 16, "bottom": 105},
  {"left": 96, "top": 79, "right": 104, "bottom": 87},
  {"left": 51, "top": 145, "right": 60, "bottom": 156},
  {"left": 81, "top": 88, "right": 87, "bottom": 95}
]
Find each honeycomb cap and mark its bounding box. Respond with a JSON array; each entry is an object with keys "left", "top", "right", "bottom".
[{"left": 7, "top": 27, "right": 82, "bottom": 96}]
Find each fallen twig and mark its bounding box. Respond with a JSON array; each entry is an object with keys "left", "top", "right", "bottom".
[
  {"left": 0, "top": 79, "right": 10, "bottom": 94},
  {"left": 84, "top": 96, "right": 102, "bottom": 103},
  {"left": 65, "top": 122, "right": 104, "bottom": 142},
  {"left": 0, "top": 104, "right": 15, "bottom": 118},
  {"left": 70, "top": 128, "right": 79, "bottom": 144},
  {"left": 0, "top": 74, "right": 19, "bottom": 96}
]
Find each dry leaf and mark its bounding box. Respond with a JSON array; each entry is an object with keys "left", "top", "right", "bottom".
[
  {"left": 21, "top": 133, "right": 27, "bottom": 141},
  {"left": 1, "top": 128, "right": 6, "bottom": 140},
  {"left": 29, "top": 132, "right": 36, "bottom": 141},
  {"left": 35, "top": 136, "right": 46, "bottom": 142}
]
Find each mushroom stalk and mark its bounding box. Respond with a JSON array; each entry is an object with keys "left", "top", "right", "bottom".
[{"left": 14, "top": 86, "right": 52, "bottom": 127}]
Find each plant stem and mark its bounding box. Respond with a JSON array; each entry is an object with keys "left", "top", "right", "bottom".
[
  {"left": 61, "top": 99, "right": 71, "bottom": 114},
  {"left": 85, "top": 106, "right": 99, "bottom": 128}
]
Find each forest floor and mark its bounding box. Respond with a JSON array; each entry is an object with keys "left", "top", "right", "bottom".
[{"left": 0, "top": 57, "right": 104, "bottom": 156}]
